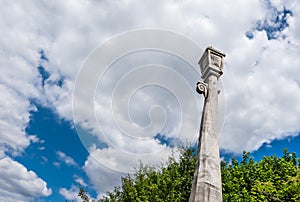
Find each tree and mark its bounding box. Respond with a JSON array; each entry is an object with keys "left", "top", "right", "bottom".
[
  {"left": 222, "top": 150, "right": 300, "bottom": 201},
  {"left": 79, "top": 148, "right": 300, "bottom": 202}
]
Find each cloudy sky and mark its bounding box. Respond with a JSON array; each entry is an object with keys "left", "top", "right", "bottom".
[{"left": 1, "top": 0, "right": 300, "bottom": 201}]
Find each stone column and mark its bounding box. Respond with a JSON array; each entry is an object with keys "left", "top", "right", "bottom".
[{"left": 189, "top": 47, "right": 225, "bottom": 202}]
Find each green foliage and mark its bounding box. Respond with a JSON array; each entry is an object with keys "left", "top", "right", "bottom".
[
  {"left": 222, "top": 150, "right": 300, "bottom": 202},
  {"left": 99, "top": 148, "right": 196, "bottom": 202},
  {"left": 78, "top": 185, "right": 96, "bottom": 202},
  {"left": 78, "top": 148, "right": 300, "bottom": 202}
]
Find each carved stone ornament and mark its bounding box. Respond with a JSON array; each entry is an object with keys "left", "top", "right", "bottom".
[
  {"left": 196, "top": 81, "right": 208, "bottom": 98},
  {"left": 198, "top": 46, "right": 226, "bottom": 81},
  {"left": 210, "top": 54, "right": 222, "bottom": 69}
]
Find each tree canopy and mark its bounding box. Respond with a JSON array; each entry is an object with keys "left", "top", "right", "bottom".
[
  {"left": 222, "top": 149, "right": 300, "bottom": 201},
  {"left": 78, "top": 148, "right": 300, "bottom": 202}
]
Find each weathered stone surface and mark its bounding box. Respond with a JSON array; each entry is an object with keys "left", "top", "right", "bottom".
[{"left": 189, "top": 47, "right": 225, "bottom": 202}]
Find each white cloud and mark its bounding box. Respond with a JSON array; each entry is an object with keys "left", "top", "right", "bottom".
[
  {"left": 83, "top": 146, "right": 178, "bottom": 196},
  {"left": 56, "top": 151, "right": 78, "bottom": 167},
  {"left": 220, "top": 29, "right": 300, "bottom": 152},
  {"left": 59, "top": 185, "right": 81, "bottom": 202},
  {"left": 69, "top": 0, "right": 300, "bottom": 154},
  {"left": 83, "top": 153, "right": 123, "bottom": 198},
  {"left": 0, "top": 1, "right": 47, "bottom": 157},
  {"left": 0, "top": 84, "right": 37, "bottom": 155},
  {"left": 0, "top": 157, "right": 52, "bottom": 201},
  {"left": 53, "top": 162, "right": 60, "bottom": 168},
  {"left": 74, "top": 176, "right": 87, "bottom": 187},
  {"left": 1, "top": 0, "right": 298, "bottom": 154}
]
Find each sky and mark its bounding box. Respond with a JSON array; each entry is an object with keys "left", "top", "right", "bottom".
[{"left": 1, "top": 0, "right": 300, "bottom": 201}]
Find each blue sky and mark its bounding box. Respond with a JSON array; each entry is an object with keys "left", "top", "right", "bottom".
[
  {"left": 1, "top": 1, "right": 300, "bottom": 201},
  {"left": 16, "top": 103, "right": 99, "bottom": 201}
]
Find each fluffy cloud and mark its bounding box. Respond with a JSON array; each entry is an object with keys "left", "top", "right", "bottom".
[
  {"left": 56, "top": 151, "right": 78, "bottom": 167},
  {"left": 59, "top": 185, "right": 82, "bottom": 202},
  {"left": 0, "top": 1, "right": 47, "bottom": 156},
  {"left": 2, "top": 0, "right": 299, "bottom": 155},
  {"left": 219, "top": 2, "right": 300, "bottom": 152},
  {"left": 83, "top": 146, "right": 177, "bottom": 196},
  {"left": 45, "top": 0, "right": 300, "bottom": 154},
  {"left": 83, "top": 152, "right": 123, "bottom": 198},
  {"left": 0, "top": 84, "right": 30, "bottom": 155},
  {"left": 74, "top": 176, "right": 87, "bottom": 187},
  {"left": 0, "top": 157, "right": 52, "bottom": 201},
  {"left": 221, "top": 33, "right": 300, "bottom": 152}
]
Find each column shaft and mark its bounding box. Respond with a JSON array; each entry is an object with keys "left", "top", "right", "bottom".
[{"left": 189, "top": 75, "right": 222, "bottom": 202}]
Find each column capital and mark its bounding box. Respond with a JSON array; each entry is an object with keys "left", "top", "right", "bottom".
[{"left": 199, "top": 46, "right": 226, "bottom": 81}]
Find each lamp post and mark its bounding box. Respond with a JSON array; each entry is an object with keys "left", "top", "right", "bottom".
[{"left": 189, "top": 47, "right": 225, "bottom": 202}]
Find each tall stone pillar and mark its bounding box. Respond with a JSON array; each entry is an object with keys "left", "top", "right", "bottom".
[{"left": 189, "top": 47, "right": 225, "bottom": 202}]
